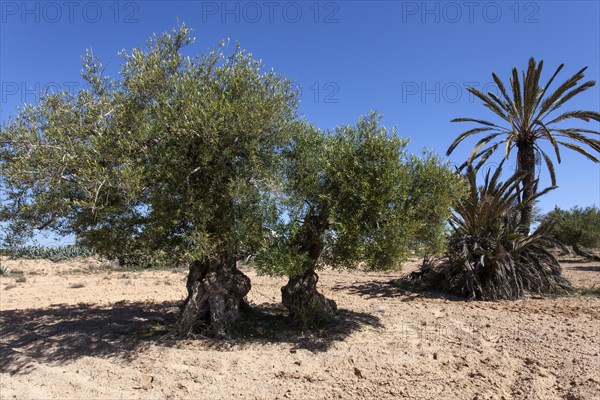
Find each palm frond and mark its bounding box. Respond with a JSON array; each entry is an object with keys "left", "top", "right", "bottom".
[
  {"left": 467, "top": 87, "right": 509, "bottom": 120},
  {"left": 492, "top": 72, "right": 518, "bottom": 117},
  {"left": 538, "top": 66, "right": 588, "bottom": 117},
  {"left": 548, "top": 80, "right": 597, "bottom": 115},
  {"left": 463, "top": 142, "right": 501, "bottom": 171},
  {"left": 546, "top": 110, "right": 600, "bottom": 125},
  {"left": 504, "top": 136, "right": 515, "bottom": 159},
  {"left": 552, "top": 128, "right": 599, "bottom": 136},
  {"left": 470, "top": 133, "right": 505, "bottom": 158},
  {"left": 523, "top": 58, "right": 541, "bottom": 125},
  {"left": 510, "top": 67, "right": 524, "bottom": 120},
  {"left": 534, "top": 120, "right": 561, "bottom": 163},
  {"left": 446, "top": 127, "right": 496, "bottom": 156},
  {"left": 451, "top": 118, "right": 507, "bottom": 129},
  {"left": 534, "top": 63, "right": 564, "bottom": 112},
  {"left": 555, "top": 141, "right": 600, "bottom": 162},
  {"left": 535, "top": 145, "right": 557, "bottom": 186},
  {"left": 488, "top": 92, "right": 513, "bottom": 118},
  {"left": 553, "top": 131, "right": 600, "bottom": 152}
]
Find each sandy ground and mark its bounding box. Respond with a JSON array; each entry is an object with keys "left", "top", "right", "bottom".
[{"left": 0, "top": 256, "right": 599, "bottom": 400}]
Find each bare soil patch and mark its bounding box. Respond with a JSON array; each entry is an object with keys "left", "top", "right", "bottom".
[{"left": 1, "top": 257, "right": 599, "bottom": 399}]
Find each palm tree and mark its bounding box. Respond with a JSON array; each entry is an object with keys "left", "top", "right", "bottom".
[
  {"left": 447, "top": 58, "right": 600, "bottom": 234},
  {"left": 401, "top": 162, "right": 572, "bottom": 300}
]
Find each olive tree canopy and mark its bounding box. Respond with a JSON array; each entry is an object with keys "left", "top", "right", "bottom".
[
  {"left": 255, "top": 113, "right": 465, "bottom": 322},
  {"left": 0, "top": 25, "right": 298, "bottom": 335}
]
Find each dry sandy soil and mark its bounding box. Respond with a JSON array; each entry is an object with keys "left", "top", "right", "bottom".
[{"left": 1, "top": 256, "right": 599, "bottom": 400}]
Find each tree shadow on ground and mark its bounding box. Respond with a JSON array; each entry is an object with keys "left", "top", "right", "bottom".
[
  {"left": 560, "top": 257, "right": 598, "bottom": 264},
  {"left": 0, "top": 300, "right": 180, "bottom": 376},
  {"left": 568, "top": 265, "right": 600, "bottom": 272},
  {"left": 331, "top": 279, "right": 465, "bottom": 302},
  {"left": 0, "top": 300, "right": 380, "bottom": 375},
  {"left": 200, "top": 303, "right": 382, "bottom": 352}
]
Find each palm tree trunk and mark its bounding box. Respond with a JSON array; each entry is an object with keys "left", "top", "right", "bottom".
[{"left": 517, "top": 140, "right": 536, "bottom": 234}]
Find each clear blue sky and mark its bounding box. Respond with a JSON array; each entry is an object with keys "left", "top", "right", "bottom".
[{"left": 1, "top": 1, "right": 599, "bottom": 244}]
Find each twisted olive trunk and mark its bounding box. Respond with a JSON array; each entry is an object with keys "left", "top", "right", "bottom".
[
  {"left": 281, "top": 213, "right": 337, "bottom": 323},
  {"left": 517, "top": 140, "right": 536, "bottom": 235},
  {"left": 175, "top": 196, "right": 253, "bottom": 336},
  {"left": 176, "top": 254, "right": 251, "bottom": 337}
]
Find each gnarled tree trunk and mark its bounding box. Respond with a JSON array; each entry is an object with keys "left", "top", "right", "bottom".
[
  {"left": 176, "top": 255, "right": 251, "bottom": 337},
  {"left": 281, "top": 214, "right": 337, "bottom": 323},
  {"left": 282, "top": 267, "right": 337, "bottom": 322}
]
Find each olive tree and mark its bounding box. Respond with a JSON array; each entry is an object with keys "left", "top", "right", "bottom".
[
  {"left": 0, "top": 25, "right": 298, "bottom": 335},
  {"left": 255, "top": 113, "right": 465, "bottom": 322},
  {"left": 542, "top": 206, "right": 600, "bottom": 260}
]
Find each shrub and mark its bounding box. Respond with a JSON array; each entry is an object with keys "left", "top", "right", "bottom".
[
  {"left": 541, "top": 206, "right": 600, "bottom": 250},
  {"left": 8, "top": 244, "right": 95, "bottom": 261}
]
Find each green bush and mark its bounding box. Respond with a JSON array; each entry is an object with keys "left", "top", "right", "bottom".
[
  {"left": 541, "top": 206, "right": 600, "bottom": 249},
  {"left": 8, "top": 244, "right": 96, "bottom": 261}
]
